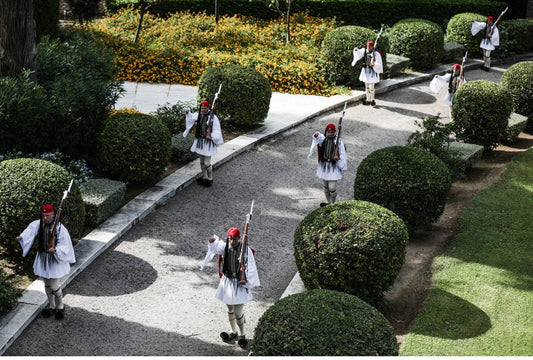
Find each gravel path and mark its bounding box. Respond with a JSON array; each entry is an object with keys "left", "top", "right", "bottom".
[{"left": 5, "top": 65, "right": 510, "bottom": 356}]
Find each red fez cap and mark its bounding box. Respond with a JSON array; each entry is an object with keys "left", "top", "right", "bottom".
[
  {"left": 200, "top": 100, "right": 210, "bottom": 107},
  {"left": 41, "top": 204, "right": 54, "bottom": 214},
  {"left": 326, "top": 123, "right": 336, "bottom": 131},
  {"left": 366, "top": 41, "right": 374, "bottom": 47},
  {"left": 453, "top": 63, "right": 460, "bottom": 69},
  {"left": 227, "top": 227, "right": 240, "bottom": 237},
  {"left": 487, "top": 16, "right": 494, "bottom": 21}
]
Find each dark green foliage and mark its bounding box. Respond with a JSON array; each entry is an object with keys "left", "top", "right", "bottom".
[
  {"left": 97, "top": 112, "right": 171, "bottom": 184},
  {"left": 497, "top": 19, "right": 533, "bottom": 57},
  {"left": 294, "top": 200, "right": 408, "bottom": 305},
  {"left": 252, "top": 289, "right": 399, "bottom": 356},
  {"left": 408, "top": 115, "right": 464, "bottom": 177},
  {"left": 446, "top": 13, "right": 486, "bottom": 56},
  {"left": 106, "top": 0, "right": 506, "bottom": 31},
  {"left": 389, "top": 18, "right": 443, "bottom": 70},
  {"left": 0, "top": 71, "right": 50, "bottom": 154},
  {"left": 321, "top": 26, "right": 387, "bottom": 87},
  {"left": 154, "top": 100, "right": 196, "bottom": 136},
  {"left": 0, "top": 159, "right": 85, "bottom": 260},
  {"left": 64, "top": 0, "right": 102, "bottom": 23},
  {"left": 0, "top": 268, "right": 22, "bottom": 316},
  {"left": 197, "top": 65, "right": 271, "bottom": 127},
  {"left": 33, "top": 0, "right": 60, "bottom": 40},
  {"left": 501, "top": 61, "right": 533, "bottom": 131},
  {"left": 36, "top": 34, "right": 124, "bottom": 158},
  {"left": 353, "top": 146, "right": 452, "bottom": 233},
  {"left": 171, "top": 134, "right": 198, "bottom": 163},
  {"left": 452, "top": 80, "right": 512, "bottom": 150}
]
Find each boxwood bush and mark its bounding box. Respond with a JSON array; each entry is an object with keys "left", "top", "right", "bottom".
[
  {"left": 353, "top": 146, "right": 452, "bottom": 233},
  {"left": 0, "top": 268, "right": 22, "bottom": 316},
  {"left": 197, "top": 64, "right": 271, "bottom": 128},
  {"left": 294, "top": 200, "right": 408, "bottom": 305},
  {"left": 154, "top": 100, "right": 197, "bottom": 136},
  {"left": 0, "top": 158, "right": 85, "bottom": 260},
  {"left": 389, "top": 18, "right": 443, "bottom": 70},
  {"left": 97, "top": 111, "right": 171, "bottom": 184},
  {"left": 171, "top": 133, "right": 198, "bottom": 163},
  {"left": 321, "top": 25, "right": 388, "bottom": 87},
  {"left": 452, "top": 80, "right": 512, "bottom": 150},
  {"left": 446, "top": 12, "right": 486, "bottom": 56},
  {"left": 252, "top": 289, "right": 399, "bottom": 356},
  {"left": 500, "top": 61, "right": 533, "bottom": 131},
  {"left": 79, "top": 178, "right": 126, "bottom": 226}
]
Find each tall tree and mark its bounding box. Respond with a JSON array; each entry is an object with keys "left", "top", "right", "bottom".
[{"left": 0, "top": 0, "right": 37, "bottom": 77}]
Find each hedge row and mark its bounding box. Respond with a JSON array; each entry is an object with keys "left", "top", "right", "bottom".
[{"left": 106, "top": 0, "right": 507, "bottom": 29}]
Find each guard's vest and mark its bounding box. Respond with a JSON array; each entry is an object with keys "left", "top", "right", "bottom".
[
  {"left": 448, "top": 73, "right": 461, "bottom": 94},
  {"left": 38, "top": 222, "right": 55, "bottom": 253},
  {"left": 319, "top": 136, "right": 337, "bottom": 163},
  {"left": 194, "top": 112, "right": 211, "bottom": 139},
  {"left": 218, "top": 243, "right": 255, "bottom": 278}
]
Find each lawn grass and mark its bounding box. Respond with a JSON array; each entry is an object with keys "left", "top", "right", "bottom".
[{"left": 400, "top": 148, "right": 533, "bottom": 356}]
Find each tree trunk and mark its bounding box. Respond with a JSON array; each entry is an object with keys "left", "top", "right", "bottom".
[{"left": 0, "top": 0, "right": 37, "bottom": 77}]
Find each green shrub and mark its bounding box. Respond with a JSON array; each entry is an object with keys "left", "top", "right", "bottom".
[
  {"left": 321, "top": 25, "right": 387, "bottom": 87},
  {"left": 353, "top": 146, "right": 452, "bottom": 233},
  {"left": 154, "top": 100, "right": 197, "bottom": 136},
  {"left": 452, "top": 80, "right": 512, "bottom": 150},
  {"left": 389, "top": 18, "right": 443, "bottom": 70},
  {"left": 252, "top": 289, "right": 399, "bottom": 356},
  {"left": 79, "top": 178, "right": 126, "bottom": 226},
  {"left": 407, "top": 115, "right": 464, "bottom": 177},
  {"left": 446, "top": 13, "right": 486, "bottom": 56},
  {"left": 294, "top": 200, "right": 408, "bottom": 305},
  {"left": 0, "top": 71, "right": 50, "bottom": 155},
  {"left": 97, "top": 112, "right": 171, "bottom": 184},
  {"left": 0, "top": 268, "right": 22, "bottom": 316},
  {"left": 0, "top": 159, "right": 85, "bottom": 260},
  {"left": 197, "top": 64, "right": 271, "bottom": 128},
  {"left": 64, "top": 0, "right": 102, "bottom": 23},
  {"left": 501, "top": 61, "right": 533, "bottom": 131},
  {"left": 171, "top": 133, "right": 198, "bottom": 163},
  {"left": 498, "top": 19, "right": 533, "bottom": 56},
  {"left": 36, "top": 34, "right": 124, "bottom": 158}
]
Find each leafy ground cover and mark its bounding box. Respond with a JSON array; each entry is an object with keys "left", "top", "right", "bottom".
[{"left": 398, "top": 137, "right": 533, "bottom": 355}]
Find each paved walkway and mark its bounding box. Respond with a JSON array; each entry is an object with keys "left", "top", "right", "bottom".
[{"left": 1, "top": 54, "right": 531, "bottom": 355}]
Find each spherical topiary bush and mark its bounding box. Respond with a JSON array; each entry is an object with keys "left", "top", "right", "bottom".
[
  {"left": 294, "top": 200, "right": 408, "bottom": 305},
  {"left": 321, "top": 26, "right": 388, "bottom": 87},
  {"left": 252, "top": 289, "right": 399, "bottom": 356},
  {"left": 97, "top": 111, "right": 171, "bottom": 184},
  {"left": 353, "top": 146, "right": 452, "bottom": 233},
  {"left": 197, "top": 64, "right": 271, "bottom": 128},
  {"left": 446, "top": 13, "right": 486, "bottom": 56},
  {"left": 452, "top": 80, "right": 512, "bottom": 150},
  {"left": 501, "top": 61, "right": 533, "bottom": 131},
  {"left": 389, "top": 18, "right": 443, "bottom": 70},
  {"left": 0, "top": 159, "right": 85, "bottom": 260}
]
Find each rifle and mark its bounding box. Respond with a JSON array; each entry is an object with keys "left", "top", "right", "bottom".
[
  {"left": 206, "top": 83, "right": 222, "bottom": 139},
  {"left": 49, "top": 179, "right": 73, "bottom": 251},
  {"left": 371, "top": 26, "right": 383, "bottom": 64},
  {"left": 238, "top": 200, "right": 254, "bottom": 285},
  {"left": 459, "top": 51, "right": 467, "bottom": 86},
  {"left": 334, "top": 102, "right": 347, "bottom": 160},
  {"left": 488, "top": 7, "right": 508, "bottom": 37}
]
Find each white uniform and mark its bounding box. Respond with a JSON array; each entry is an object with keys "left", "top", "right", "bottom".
[
  {"left": 183, "top": 111, "right": 223, "bottom": 157},
  {"left": 471, "top": 21, "right": 500, "bottom": 51},
  {"left": 430, "top": 73, "right": 466, "bottom": 106},
  {"left": 18, "top": 220, "right": 75, "bottom": 279},
  {"left": 308, "top": 133, "right": 347, "bottom": 181},
  {"left": 352, "top": 48, "right": 383, "bottom": 84}
]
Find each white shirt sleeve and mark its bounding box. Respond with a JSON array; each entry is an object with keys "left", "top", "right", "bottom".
[
  {"left": 183, "top": 111, "right": 198, "bottom": 137},
  {"left": 471, "top": 21, "right": 487, "bottom": 36},
  {"left": 18, "top": 220, "right": 40, "bottom": 257}
]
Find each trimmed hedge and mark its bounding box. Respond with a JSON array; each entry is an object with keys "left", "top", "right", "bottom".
[
  {"left": 353, "top": 146, "right": 452, "bottom": 233},
  {"left": 0, "top": 269, "right": 22, "bottom": 316},
  {"left": 171, "top": 133, "right": 198, "bottom": 163},
  {"left": 389, "top": 18, "right": 443, "bottom": 70},
  {"left": 0, "top": 159, "right": 85, "bottom": 260},
  {"left": 79, "top": 178, "right": 126, "bottom": 226},
  {"left": 197, "top": 64, "right": 271, "bottom": 127},
  {"left": 446, "top": 12, "right": 486, "bottom": 56},
  {"left": 97, "top": 111, "right": 171, "bottom": 184},
  {"left": 321, "top": 26, "right": 388, "bottom": 87},
  {"left": 452, "top": 80, "right": 513, "bottom": 150},
  {"left": 500, "top": 61, "right": 533, "bottom": 130},
  {"left": 252, "top": 289, "right": 399, "bottom": 356},
  {"left": 294, "top": 200, "right": 408, "bottom": 305}
]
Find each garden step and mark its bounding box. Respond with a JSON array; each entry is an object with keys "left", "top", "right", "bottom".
[
  {"left": 446, "top": 141, "right": 484, "bottom": 171},
  {"left": 505, "top": 112, "right": 528, "bottom": 143},
  {"left": 386, "top": 53, "right": 410, "bottom": 77}
]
